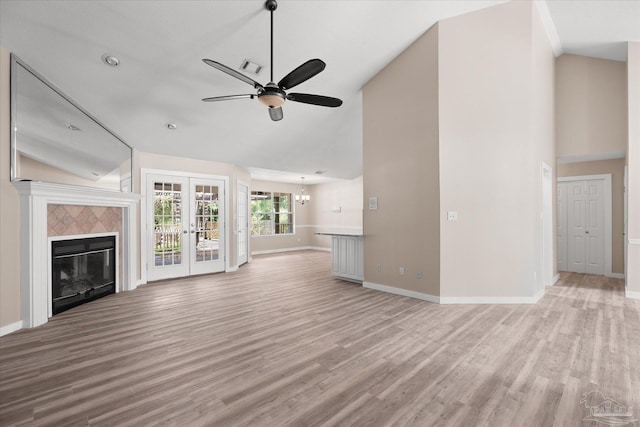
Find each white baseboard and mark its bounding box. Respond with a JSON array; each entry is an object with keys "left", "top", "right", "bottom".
[
  {"left": 363, "top": 281, "right": 440, "bottom": 304},
  {"left": 0, "top": 320, "right": 23, "bottom": 337},
  {"left": 226, "top": 265, "right": 239, "bottom": 272},
  {"left": 440, "top": 288, "right": 544, "bottom": 305},
  {"left": 547, "top": 274, "right": 560, "bottom": 286},
  {"left": 251, "top": 246, "right": 329, "bottom": 256},
  {"left": 363, "top": 281, "right": 545, "bottom": 305},
  {"left": 136, "top": 279, "right": 147, "bottom": 287},
  {"left": 307, "top": 246, "right": 331, "bottom": 252},
  {"left": 626, "top": 290, "right": 640, "bottom": 300},
  {"left": 607, "top": 273, "right": 625, "bottom": 279}
]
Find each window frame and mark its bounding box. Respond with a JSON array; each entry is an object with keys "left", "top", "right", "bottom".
[{"left": 250, "top": 190, "right": 295, "bottom": 237}]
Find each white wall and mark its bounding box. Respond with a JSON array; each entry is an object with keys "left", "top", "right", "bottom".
[{"left": 438, "top": 1, "right": 554, "bottom": 299}]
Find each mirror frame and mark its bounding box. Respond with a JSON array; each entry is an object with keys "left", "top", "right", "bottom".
[{"left": 10, "top": 54, "right": 134, "bottom": 191}]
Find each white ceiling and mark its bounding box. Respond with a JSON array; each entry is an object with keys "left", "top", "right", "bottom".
[{"left": 1, "top": 0, "right": 639, "bottom": 183}]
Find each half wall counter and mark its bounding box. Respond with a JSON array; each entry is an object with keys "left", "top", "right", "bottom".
[{"left": 315, "top": 231, "right": 363, "bottom": 283}]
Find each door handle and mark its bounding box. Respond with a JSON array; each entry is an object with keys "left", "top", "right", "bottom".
[
  {"left": 585, "top": 231, "right": 589, "bottom": 234},
  {"left": 183, "top": 230, "right": 188, "bottom": 234}
]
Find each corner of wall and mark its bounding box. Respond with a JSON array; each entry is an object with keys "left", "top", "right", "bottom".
[{"left": 0, "top": 45, "right": 23, "bottom": 328}]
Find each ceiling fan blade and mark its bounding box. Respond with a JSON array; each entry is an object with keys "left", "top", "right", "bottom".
[
  {"left": 278, "top": 59, "right": 326, "bottom": 90},
  {"left": 286, "top": 93, "right": 343, "bottom": 108},
  {"left": 202, "top": 59, "right": 264, "bottom": 89},
  {"left": 268, "top": 107, "right": 283, "bottom": 121},
  {"left": 202, "top": 94, "right": 256, "bottom": 102}
]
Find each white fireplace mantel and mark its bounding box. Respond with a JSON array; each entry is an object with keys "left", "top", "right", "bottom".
[{"left": 13, "top": 181, "right": 140, "bottom": 328}]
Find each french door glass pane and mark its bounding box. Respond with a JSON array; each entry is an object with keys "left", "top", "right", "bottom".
[
  {"left": 153, "top": 182, "right": 182, "bottom": 267},
  {"left": 195, "top": 185, "right": 219, "bottom": 262}
]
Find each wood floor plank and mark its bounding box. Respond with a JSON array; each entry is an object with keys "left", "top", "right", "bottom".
[{"left": 1, "top": 251, "right": 639, "bottom": 426}]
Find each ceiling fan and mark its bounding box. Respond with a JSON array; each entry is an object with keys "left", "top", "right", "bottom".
[{"left": 201, "top": 0, "right": 342, "bottom": 121}]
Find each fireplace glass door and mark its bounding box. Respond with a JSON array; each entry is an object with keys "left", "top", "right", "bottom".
[{"left": 51, "top": 235, "right": 116, "bottom": 314}]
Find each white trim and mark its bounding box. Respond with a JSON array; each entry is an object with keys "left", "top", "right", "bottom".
[
  {"left": 0, "top": 321, "right": 23, "bottom": 337},
  {"left": 440, "top": 288, "right": 545, "bottom": 305},
  {"left": 297, "top": 224, "right": 363, "bottom": 231},
  {"left": 626, "top": 291, "right": 640, "bottom": 300},
  {"left": 548, "top": 274, "right": 560, "bottom": 286},
  {"left": 541, "top": 161, "right": 553, "bottom": 294},
  {"left": 557, "top": 151, "right": 626, "bottom": 164},
  {"left": 558, "top": 174, "right": 613, "bottom": 277},
  {"left": 136, "top": 279, "right": 146, "bottom": 287},
  {"left": 237, "top": 179, "right": 250, "bottom": 266},
  {"left": 363, "top": 281, "right": 440, "bottom": 304},
  {"left": 226, "top": 265, "right": 239, "bottom": 272},
  {"left": 533, "top": 1, "right": 563, "bottom": 57},
  {"left": 251, "top": 246, "right": 328, "bottom": 256},
  {"left": 607, "top": 273, "right": 625, "bottom": 279}
]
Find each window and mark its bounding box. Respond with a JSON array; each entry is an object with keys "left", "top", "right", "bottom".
[{"left": 251, "top": 191, "right": 293, "bottom": 236}]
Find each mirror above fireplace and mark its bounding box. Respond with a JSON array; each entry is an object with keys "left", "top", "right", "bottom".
[{"left": 10, "top": 54, "right": 133, "bottom": 191}]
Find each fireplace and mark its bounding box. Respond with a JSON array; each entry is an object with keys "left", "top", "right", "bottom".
[{"left": 51, "top": 235, "right": 116, "bottom": 315}]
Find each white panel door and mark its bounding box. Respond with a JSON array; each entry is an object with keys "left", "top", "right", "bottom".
[
  {"left": 237, "top": 182, "right": 249, "bottom": 266},
  {"left": 568, "top": 181, "right": 587, "bottom": 273},
  {"left": 563, "top": 179, "right": 604, "bottom": 275},
  {"left": 557, "top": 182, "right": 568, "bottom": 272},
  {"left": 585, "top": 179, "right": 604, "bottom": 275}
]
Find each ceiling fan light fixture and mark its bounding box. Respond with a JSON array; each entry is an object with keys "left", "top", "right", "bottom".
[
  {"left": 201, "top": 0, "right": 342, "bottom": 121},
  {"left": 258, "top": 93, "right": 285, "bottom": 108}
]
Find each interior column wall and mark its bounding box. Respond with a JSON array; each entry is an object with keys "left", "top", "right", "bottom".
[
  {"left": 438, "top": 0, "right": 551, "bottom": 299},
  {"left": 362, "top": 23, "right": 441, "bottom": 297},
  {"left": 627, "top": 42, "right": 640, "bottom": 296}
]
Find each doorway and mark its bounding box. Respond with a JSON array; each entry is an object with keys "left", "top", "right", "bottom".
[
  {"left": 146, "top": 173, "right": 226, "bottom": 281},
  {"left": 557, "top": 174, "right": 612, "bottom": 276}
]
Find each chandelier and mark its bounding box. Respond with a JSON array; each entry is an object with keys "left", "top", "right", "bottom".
[{"left": 295, "top": 177, "right": 310, "bottom": 205}]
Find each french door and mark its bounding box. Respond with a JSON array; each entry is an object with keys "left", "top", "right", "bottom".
[{"left": 147, "top": 174, "right": 225, "bottom": 281}]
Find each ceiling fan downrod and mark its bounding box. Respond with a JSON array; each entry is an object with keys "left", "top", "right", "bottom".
[{"left": 266, "top": 0, "right": 277, "bottom": 83}]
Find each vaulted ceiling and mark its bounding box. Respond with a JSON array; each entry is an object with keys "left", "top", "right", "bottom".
[{"left": 1, "top": 1, "right": 638, "bottom": 183}]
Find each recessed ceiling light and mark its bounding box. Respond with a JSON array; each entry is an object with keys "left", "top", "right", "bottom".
[
  {"left": 66, "top": 124, "right": 81, "bottom": 131},
  {"left": 101, "top": 54, "right": 120, "bottom": 67},
  {"left": 240, "top": 59, "right": 262, "bottom": 75},
  {"left": 167, "top": 123, "right": 177, "bottom": 130}
]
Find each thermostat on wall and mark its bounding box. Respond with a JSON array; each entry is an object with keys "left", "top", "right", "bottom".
[{"left": 368, "top": 197, "right": 378, "bottom": 210}]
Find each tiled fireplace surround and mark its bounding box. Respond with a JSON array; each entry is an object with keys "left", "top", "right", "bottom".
[{"left": 14, "top": 181, "right": 139, "bottom": 328}]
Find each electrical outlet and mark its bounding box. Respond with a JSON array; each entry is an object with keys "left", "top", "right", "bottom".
[
  {"left": 416, "top": 271, "right": 422, "bottom": 279},
  {"left": 399, "top": 267, "right": 404, "bottom": 276},
  {"left": 447, "top": 211, "right": 458, "bottom": 221}
]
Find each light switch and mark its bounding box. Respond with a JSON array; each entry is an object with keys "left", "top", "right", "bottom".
[
  {"left": 368, "top": 197, "right": 378, "bottom": 210},
  {"left": 447, "top": 211, "right": 458, "bottom": 221}
]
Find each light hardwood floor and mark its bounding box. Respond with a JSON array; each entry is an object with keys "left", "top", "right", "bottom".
[{"left": 1, "top": 251, "right": 638, "bottom": 426}]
